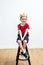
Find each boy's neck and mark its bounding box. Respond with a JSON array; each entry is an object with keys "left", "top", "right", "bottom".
[{"left": 21, "top": 22, "right": 26, "bottom": 25}]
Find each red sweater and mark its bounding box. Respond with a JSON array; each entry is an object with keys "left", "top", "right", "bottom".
[{"left": 17, "top": 23, "right": 30, "bottom": 35}]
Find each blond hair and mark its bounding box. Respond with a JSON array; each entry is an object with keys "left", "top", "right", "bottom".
[{"left": 20, "top": 13, "right": 27, "bottom": 19}]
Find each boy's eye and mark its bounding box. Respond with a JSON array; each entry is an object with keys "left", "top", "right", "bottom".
[{"left": 22, "top": 19, "right": 27, "bottom": 20}]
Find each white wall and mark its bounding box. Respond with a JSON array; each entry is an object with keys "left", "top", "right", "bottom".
[{"left": 0, "top": 0, "right": 43, "bottom": 48}]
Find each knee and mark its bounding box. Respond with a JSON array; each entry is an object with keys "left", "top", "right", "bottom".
[
  {"left": 23, "top": 40, "right": 27, "bottom": 43},
  {"left": 17, "top": 40, "right": 22, "bottom": 45}
]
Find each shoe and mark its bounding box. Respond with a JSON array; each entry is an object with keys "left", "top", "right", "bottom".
[
  {"left": 23, "top": 52, "right": 28, "bottom": 58},
  {"left": 19, "top": 51, "right": 23, "bottom": 55},
  {"left": 22, "top": 52, "right": 28, "bottom": 58}
]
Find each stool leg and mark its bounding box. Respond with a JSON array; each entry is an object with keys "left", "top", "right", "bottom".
[
  {"left": 16, "top": 46, "right": 20, "bottom": 65},
  {"left": 26, "top": 46, "right": 31, "bottom": 65}
]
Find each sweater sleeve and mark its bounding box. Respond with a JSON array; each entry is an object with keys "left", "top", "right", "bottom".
[
  {"left": 26, "top": 23, "right": 30, "bottom": 29},
  {"left": 18, "top": 24, "right": 20, "bottom": 30}
]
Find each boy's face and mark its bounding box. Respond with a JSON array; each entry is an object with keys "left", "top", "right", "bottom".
[{"left": 20, "top": 16, "right": 27, "bottom": 23}]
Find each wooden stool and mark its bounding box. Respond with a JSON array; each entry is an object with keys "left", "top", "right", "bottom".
[{"left": 16, "top": 42, "right": 31, "bottom": 65}]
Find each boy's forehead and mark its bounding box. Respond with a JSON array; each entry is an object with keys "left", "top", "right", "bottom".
[{"left": 22, "top": 16, "right": 27, "bottom": 18}]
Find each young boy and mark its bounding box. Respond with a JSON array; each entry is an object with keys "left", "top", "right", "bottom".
[{"left": 17, "top": 13, "right": 30, "bottom": 58}]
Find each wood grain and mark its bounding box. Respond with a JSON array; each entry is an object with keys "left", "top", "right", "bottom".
[{"left": 0, "top": 48, "right": 43, "bottom": 65}]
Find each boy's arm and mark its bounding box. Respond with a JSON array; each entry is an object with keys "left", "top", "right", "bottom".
[
  {"left": 22, "top": 24, "right": 30, "bottom": 40},
  {"left": 22, "top": 29, "right": 29, "bottom": 40},
  {"left": 18, "top": 30, "right": 22, "bottom": 40},
  {"left": 18, "top": 24, "right": 22, "bottom": 40}
]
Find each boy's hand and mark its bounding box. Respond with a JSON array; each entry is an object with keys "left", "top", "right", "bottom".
[{"left": 21, "top": 37, "right": 24, "bottom": 41}]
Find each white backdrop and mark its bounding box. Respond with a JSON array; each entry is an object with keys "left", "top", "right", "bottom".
[{"left": 0, "top": 0, "right": 43, "bottom": 48}]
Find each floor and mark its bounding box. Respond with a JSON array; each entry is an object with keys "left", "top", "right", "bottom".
[{"left": 0, "top": 48, "right": 43, "bottom": 65}]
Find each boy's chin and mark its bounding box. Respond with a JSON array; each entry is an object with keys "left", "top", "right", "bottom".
[{"left": 23, "top": 21, "right": 26, "bottom": 22}]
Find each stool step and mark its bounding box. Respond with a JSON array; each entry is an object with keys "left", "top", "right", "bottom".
[
  {"left": 19, "top": 55, "right": 28, "bottom": 61},
  {"left": 19, "top": 55, "right": 26, "bottom": 59},
  {"left": 18, "top": 58, "right": 28, "bottom": 61}
]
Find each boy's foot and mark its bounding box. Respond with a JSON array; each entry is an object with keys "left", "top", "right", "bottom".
[
  {"left": 21, "top": 52, "right": 28, "bottom": 58},
  {"left": 23, "top": 52, "right": 28, "bottom": 58}
]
